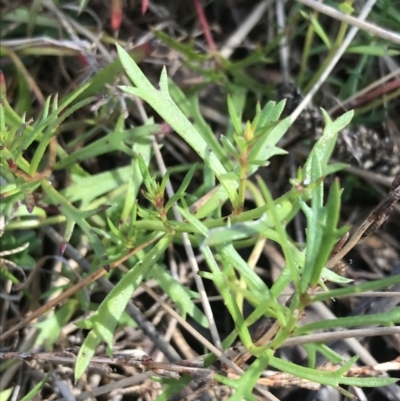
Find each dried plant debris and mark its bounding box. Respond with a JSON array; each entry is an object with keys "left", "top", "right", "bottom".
[
  {"left": 336, "top": 125, "right": 400, "bottom": 176},
  {"left": 1, "top": 348, "right": 398, "bottom": 396},
  {"left": 327, "top": 172, "right": 400, "bottom": 269},
  {"left": 277, "top": 82, "right": 400, "bottom": 176},
  {"left": 277, "top": 82, "right": 325, "bottom": 139}
]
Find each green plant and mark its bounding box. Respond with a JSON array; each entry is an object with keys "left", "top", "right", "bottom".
[
  {"left": 2, "top": 0, "right": 400, "bottom": 397},
  {"left": 69, "top": 48, "right": 397, "bottom": 396}
]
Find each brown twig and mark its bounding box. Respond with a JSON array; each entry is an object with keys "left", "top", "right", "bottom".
[
  {"left": 0, "top": 235, "right": 164, "bottom": 342},
  {"left": 2, "top": 348, "right": 397, "bottom": 393},
  {"left": 327, "top": 173, "right": 400, "bottom": 269},
  {"left": 192, "top": 0, "right": 217, "bottom": 53},
  {"left": 330, "top": 78, "right": 400, "bottom": 117}
]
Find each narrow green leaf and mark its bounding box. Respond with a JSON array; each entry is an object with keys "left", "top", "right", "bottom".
[
  {"left": 310, "top": 16, "right": 332, "bottom": 49},
  {"left": 321, "top": 267, "right": 353, "bottom": 283},
  {"left": 165, "top": 163, "right": 197, "bottom": 210},
  {"left": 117, "top": 44, "right": 238, "bottom": 205},
  {"left": 227, "top": 95, "right": 243, "bottom": 135},
  {"left": 168, "top": 79, "right": 226, "bottom": 161},
  {"left": 200, "top": 239, "right": 253, "bottom": 348},
  {"left": 75, "top": 329, "right": 100, "bottom": 379},
  {"left": 304, "top": 109, "right": 352, "bottom": 182},
  {"left": 257, "top": 177, "right": 300, "bottom": 290},
  {"left": 35, "top": 300, "right": 78, "bottom": 349},
  {"left": 176, "top": 206, "right": 208, "bottom": 236},
  {"left": 309, "top": 180, "right": 346, "bottom": 287},
  {"left": 220, "top": 135, "right": 240, "bottom": 159},
  {"left": 75, "top": 234, "right": 171, "bottom": 379},
  {"left": 256, "top": 100, "right": 276, "bottom": 129},
  {"left": 0, "top": 387, "right": 13, "bottom": 401},
  {"left": 339, "top": 2, "right": 354, "bottom": 14},
  {"left": 296, "top": 307, "right": 400, "bottom": 334},
  {"left": 78, "top": 0, "right": 90, "bottom": 13},
  {"left": 19, "top": 371, "right": 52, "bottom": 401},
  {"left": 225, "top": 350, "right": 274, "bottom": 401},
  {"left": 203, "top": 214, "right": 268, "bottom": 246},
  {"left": 41, "top": 181, "right": 109, "bottom": 267},
  {"left": 312, "top": 274, "right": 400, "bottom": 303},
  {"left": 346, "top": 46, "right": 400, "bottom": 56},
  {"left": 248, "top": 116, "right": 290, "bottom": 169},
  {"left": 30, "top": 95, "right": 98, "bottom": 175},
  {"left": 217, "top": 244, "right": 283, "bottom": 315},
  {"left": 150, "top": 265, "right": 208, "bottom": 327}
]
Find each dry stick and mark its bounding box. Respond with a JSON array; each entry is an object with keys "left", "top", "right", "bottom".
[
  {"left": 219, "top": 0, "right": 274, "bottom": 59},
  {"left": 311, "top": 302, "right": 377, "bottom": 366},
  {"left": 276, "top": 0, "right": 290, "bottom": 83},
  {"left": 10, "top": 348, "right": 209, "bottom": 380},
  {"left": 0, "top": 37, "right": 91, "bottom": 51},
  {"left": 141, "top": 283, "right": 241, "bottom": 375},
  {"left": 327, "top": 173, "right": 400, "bottom": 269},
  {"left": 142, "top": 283, "right": 281, "bottom": 401},
  {"left": 5, "top": 327, "right": 400, "bottom": 385},
  {"left": 52, "top": 371, "right": 76, "bottom": 401},
  {"left": 0, "top": 234, "right": 163, "bottom": 343},
  {"left": 6, "top": 347, "right": 397, "bottom": 398},
  {"left": 230, "top": 320, "right": 281, "bottom": 368},
  {"left": 344, "top": 78, "right": 400, "bottom": 111},
  {"left": 334, "top": 78, "right": 400, "bottom": 113},
  {"left": 56, "top": 4, "right": 135, "bottom": 118},
  {"left": 184, "top": 383, "right": 217, "bottom": 401},
  {"left": 283, "top": 326, "right": 400, "bottom": 348},
  {"left": 328, "top": 70, "right": 400, "bottom": 115},
  {"left": 54, "top": 374, "right": 152, "bottom": 401},
  {"left": 43, "top": 0, "right": 107, "bottom": 61},
  {"left": 296, "top": 0, "right": 400, "bottom": 45},
  {"left": 225, "top": 326, "right": 400, "bottom": 358}
]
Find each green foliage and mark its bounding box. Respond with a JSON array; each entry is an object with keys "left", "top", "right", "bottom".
[
  {"left": 35, "top": 300, "right": 79, "bottom": 349},
  {"left": 0, "top": 387, "right": 14, "bottom": 401},
  {"left": 1, "top": 8, "right": 398, "bottom": 396},
  {"left": 75, "top": 234, "right": 172, "bottom": 378},
  {"left": 112, "top": 52, "right": 397, "bottom": 397}
]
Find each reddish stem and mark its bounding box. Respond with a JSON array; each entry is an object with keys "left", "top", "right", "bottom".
[
  {"left": 192, "top": 0, "right": 217, "bottom": 53},
  {"left": 332, "top": 78, "right": 400, "bottom": 117},
  {"left": 111, "top": 0, "right": 123, "bottom": 31},
  {"left": 354, "top": 78, "right": 400, "bottom": 108},
  {"left": 142, "top": 0, "right": 149, "bottom": 14}
]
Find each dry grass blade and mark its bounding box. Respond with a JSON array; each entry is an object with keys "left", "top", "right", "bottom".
[{"left": 219, "top": 0, "right": 274, "bottom": 59}]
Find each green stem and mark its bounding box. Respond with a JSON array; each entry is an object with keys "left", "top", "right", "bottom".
[
  {"left": 235, "top": 156, "right": 248, "bottom": 215},
  {"left": 304, "top": 20, "right": 348, "bottom": 93},
  {"left": 298, "top": 12, "right": 318, "bottom": 87}
]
